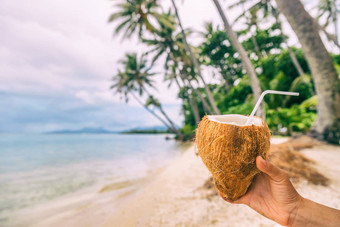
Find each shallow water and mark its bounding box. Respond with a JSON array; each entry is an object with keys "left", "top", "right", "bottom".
[{"left": 0, "top": 133, "right": 186, "bottom": 225}]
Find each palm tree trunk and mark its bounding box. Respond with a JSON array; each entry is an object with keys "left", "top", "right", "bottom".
[
  {"left": 191, "top": 86, "right": 212, "bottom": 114},
  {"left": 286, "top": 45, "right": 305, "bottom": 76},
  {"left": 172, "top": 58, "right": 201, "bottom": 123},
  {"left": 241, "top": 2, "right": 264, "bottom": 59},
  {"left": 275, "top": 0, "right": 340, "bottom": 144},
  {"left": 141, "top": 88, "right": 182, "bottom": 136},
  {"left": 170, "top": 0, "right": 220, "bottom": 115},
  {"left": 174, "top": 76, "right": 200, "bottom": 125},
  {"left": 274, "top": 13, "right": 305, "bottom": 76},
  {"left": 169, "top": 40, "right": 209, "bottom": 120},
  {"left": 219, "top": 65, "right": 232, "bottom": 91},
  {"left": 178, "top": 72, "right": 212, "bottom": 114},
  {"left": 212, "top": 0, "right": 265, "bottom": 119},
  {"left": 130, "top": 92, "right": 173, "bottom": 131},
  {"left": 188, "top": 92, "right": 201, "bottom": 125},
  {"left": 251, "top": 35, "right": 264, "bottom": 58},
  {"left": 158, "top": 105, "right": 182, "bottom": 135}
]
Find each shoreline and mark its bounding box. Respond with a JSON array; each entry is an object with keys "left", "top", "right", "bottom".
[
  {"left": 6, "top": 163, "right": 167, "bottom": 227},
  {"left": 0, "top": 134, "right": 187, "bottom": 227},
  {"left": 6, "top": 137, "right": 340, "bottom": 227}
]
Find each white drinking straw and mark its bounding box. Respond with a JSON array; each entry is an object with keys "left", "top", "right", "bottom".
[{"left": 245, "top": 90, "right": 299, "bottom": 125}]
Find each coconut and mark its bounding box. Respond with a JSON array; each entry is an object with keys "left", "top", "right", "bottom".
[{"left": 195, "top": 114, "right": 270, "bottom": 201}]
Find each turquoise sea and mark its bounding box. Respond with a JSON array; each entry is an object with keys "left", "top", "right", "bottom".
[{"left": 0, "top": 133, "right": 186, "bottom": 225}]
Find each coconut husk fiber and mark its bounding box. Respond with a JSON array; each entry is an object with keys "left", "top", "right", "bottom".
[{"left": 195, "top": 115, "right": 270, "bottom": 201}]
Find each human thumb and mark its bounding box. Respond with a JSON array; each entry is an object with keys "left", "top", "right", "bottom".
[{"left": 256, "top": 156, "right": 287, "bottom": 182}]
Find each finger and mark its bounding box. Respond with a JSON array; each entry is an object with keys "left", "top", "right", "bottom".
[{"left": 256, "top": 156, "right": 286, "bottom": 182}]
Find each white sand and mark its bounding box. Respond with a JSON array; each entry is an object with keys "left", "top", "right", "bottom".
[{"left": 101, "top": 139, "right": 340, "bottom": 227}]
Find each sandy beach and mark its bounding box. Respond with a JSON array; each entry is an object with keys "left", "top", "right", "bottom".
[
  {"left": 15, "top": 138, "right": 340, "bottom": 227},
  {"left": 100, "top": 139, "right": 340, "bottom": 227}
]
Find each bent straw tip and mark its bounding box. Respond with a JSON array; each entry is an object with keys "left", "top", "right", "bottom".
[{"left": 246, "top": 90, "right": 300, "bottom": 125}]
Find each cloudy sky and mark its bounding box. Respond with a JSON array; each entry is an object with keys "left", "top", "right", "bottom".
[
  {"left": 0, "top": 0, "right": 321, "bottom": 133},
  {"left": 0, "top": 0, "right": 227, "bottom": 133}
]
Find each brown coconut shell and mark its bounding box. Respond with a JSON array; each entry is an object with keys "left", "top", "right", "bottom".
[{"left": 195, "top": 115, "right": 270, "bottom": 201}]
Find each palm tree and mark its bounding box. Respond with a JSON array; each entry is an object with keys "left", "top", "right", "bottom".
[
  {"left": 108, "top": 0, "right": 163, "bottom": 38},
  {"left": 142, "top": 13, "right": 213, "bottom": 118},
  {"left": 275, "top": 0, "right": 340, "bottom": 144},
  {"left": 170, "top": 0, "right": 221, "bottom": 115},
  {"left": 111, "top": 70, "right": 173, "bottom": 130},
  {"left": 111, "top": 53, "right": 181, "bottom": 135},
  {"left": 164, "top": 64, "right": 201, "bottom": 124},
  {"left": 145, "top": 95, "right": 181, "bottom": 134},
  {"left": 212, "top": 0, "right": 265, "bottom": 119},
  {"left": 229, "top": 0, "right": 305, "bottom": 76},
  {"left": 141, "top": 12, "right": 187, "bottom": 66}
]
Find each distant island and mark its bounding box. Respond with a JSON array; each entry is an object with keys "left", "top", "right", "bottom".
[
  {"left": 121, "top": 129, "right": 170, "bottom": 134},
  {"left": 47, "top": 126, "right": 172, "bottom": 134},
  {"left": 47, "top": 127, "right": 117, "bottom": 134},
  {"left": 120, "top": 126, "right": 172, "bottom": 134}
]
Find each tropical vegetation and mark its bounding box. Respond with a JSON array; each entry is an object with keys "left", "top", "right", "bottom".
[{"left": 109, "top": 0, "right": 340, "bottom": 144}]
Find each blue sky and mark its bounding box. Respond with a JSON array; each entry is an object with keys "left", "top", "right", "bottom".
[{"left": 0, "top": 0, "right": 321, "bottom": 133}]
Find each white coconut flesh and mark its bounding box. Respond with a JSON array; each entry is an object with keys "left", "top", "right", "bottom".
[{"left": 207, "top": 114, "right": 262, "bottom": 126}]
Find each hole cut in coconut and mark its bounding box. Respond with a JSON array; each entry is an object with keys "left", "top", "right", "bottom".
[{"left": 207, "top": 114, "right": 263, "bottom": 126}]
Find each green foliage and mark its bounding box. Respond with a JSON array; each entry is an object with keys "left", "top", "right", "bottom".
[
  {"left": 284, "top": 74, "right": 315, "bottom": 107},
  {"left": 145, "top": 95, "right": 161, "bottom": 108},
  {"left": 242, "top": 28, "right": 283, "bottom": 56},
  {"left": 180, "top": 124, "right": 195, "bottom": 135},
  {"left": 331, "top": 54, "right": 340, "bottom": 79},
  {"left": 111, "top": 2, "right": 340, "bottom": 140},
  {"left": 109, "top": 0, "right": 162, "bottom": 38},
  {"left": 266, "top": 104, "right": 317, "bottom": 134},
  {"left": 121, "top": 129, "right": 169, "bottom": 134},
  {"left": 276, "top": 48, "right": 309, "bottom": 77},
  {"left": 111, "top": 53, "right": 156, "bottom": 101},
  {"left": 223, "top": 102, "right": 254, "bottom": 115},
  {"left": 258, "top": 48, "right": 313, "bottom": 108},
  {"left": 176, "top": 124, "right": 195, "bottom": 141},
  {"left": 259, "top": 48, "right": 309, "bottom": 81},
  {"left": 217, "top": 78, "right": 252, "bottom": 113},
  {"left": 199, "top": 24, "right": 243, "bottom": 88},
  {"left": 300, "top": 96, "right": 317, "bottom": 111}
]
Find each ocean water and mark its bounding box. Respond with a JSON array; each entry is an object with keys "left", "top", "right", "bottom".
[{"left": 0, "top": 133, "right": 186, "bottom": 224}]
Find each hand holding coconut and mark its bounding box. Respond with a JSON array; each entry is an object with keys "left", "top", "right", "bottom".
[
  {"left": 195, "top": 90, "right": 340, "bottom": 226},
  {"left": 221, "top": 156, "right": 302, "bottom": 226}
]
